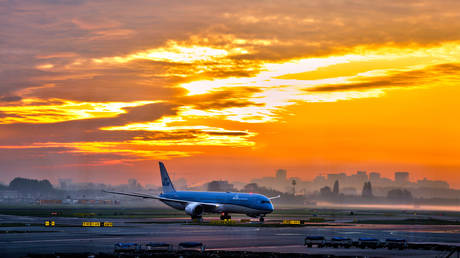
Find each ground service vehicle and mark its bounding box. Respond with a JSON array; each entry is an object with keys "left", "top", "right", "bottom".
[
  {"left": 145, "top": 242, "right": 172, "bottom": 251},
  {"left": 114, "top": 243, "right": 140, "bottom": 253},
  {"left": 385, "top": 238, "right": 408, "bottom": 250},
  {"left": 330, "top": 236, "right": 353, "bottom": 248},
  {"left": 358, "top": 237, "right": 380, "bottom": 249},
  {"left": 305, "top": 236, "right": 326, "bottom": 248}
]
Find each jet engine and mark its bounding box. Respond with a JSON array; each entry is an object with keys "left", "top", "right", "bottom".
[{"left": 185, "top": 202, "right": 204, "bottom": 217}]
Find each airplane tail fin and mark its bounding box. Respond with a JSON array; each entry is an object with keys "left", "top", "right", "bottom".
[{"left": 159, "top": 161, "right": 176, "bottom": 193}]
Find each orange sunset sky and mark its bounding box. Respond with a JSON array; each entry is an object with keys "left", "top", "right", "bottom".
[{"left": 1, "top": 1, "right": 460, "bottom": 188}]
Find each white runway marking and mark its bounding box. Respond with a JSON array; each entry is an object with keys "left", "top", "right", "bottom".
[
  {"left": 275, "top": 233, "right": 304, "bottom": 236},
  {"left": 0, "top": 237, "right": 122, "bottom": 244},
  {"left": 208, "top": 244, "right": 304, "bottom": 250}
]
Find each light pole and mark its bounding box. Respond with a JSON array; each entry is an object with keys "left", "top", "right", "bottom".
[{"left": 292, "top": 179, "right": 296, "bottom": 195}]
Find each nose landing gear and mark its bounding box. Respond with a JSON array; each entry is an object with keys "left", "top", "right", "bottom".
[
  {"left": 220, "top": 212, "right": 231, "bottom": 220},
  {"left": 191, "top": 215, "right": 203, "bottom": 222},
  {"left": 259, "top": 216, "right": 265, "bottom": 222}
]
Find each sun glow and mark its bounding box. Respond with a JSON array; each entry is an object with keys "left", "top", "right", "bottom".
[
  {"left": 101, "top": 112, "right": 256, "bottom": 147},
  {"left": 175, "top": 41, "right": 460, "bottom": 123},
  {"left": 92, "top": 40, "right": 249, "bottom": 65},
  {"left": 0, "top": 98, "right": 157, "bottom": 124},
  {"left": 3, "top": 36, "right": 460, "bottom": 167},
  {"left": 0, "top": 143, "right": 195, "bottom": 160}
]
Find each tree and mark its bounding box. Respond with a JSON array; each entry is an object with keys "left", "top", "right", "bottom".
[
  {"left": 292, "top": 179, "right": 297, "bottom": 195},
  {"left": 387, "top": 189, "right": 413, "bottom": 201},
  {"left": 207, "top": 180, "right": 236, "bottom": 192},
  {"left": 9, "top": 177, "right": 54, "bottom": 194},
  {"left": 242, "top": 183, "right": 305, "bottom": 205},
  {"left": 320, "top": 186, "right": 332, "bottom": 197},
  {"left": 361, "top": 181, "right": 373, "bottom": 198},
  {"left": 128, "top": 178, "right": 142, "bottom": 190},
  {"left": 242, "top": 183, "right": 260, "bottom": 193},
  {"left": 333, "top": 180, "right": 339, "bottom": 195}
]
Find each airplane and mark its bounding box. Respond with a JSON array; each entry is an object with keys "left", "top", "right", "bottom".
[{"left": 104, "top": 162, "right": 277, "bottom": 222}]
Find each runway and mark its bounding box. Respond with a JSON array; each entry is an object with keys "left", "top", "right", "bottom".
[{"left": 0, "top": 214, "right": 459, "bottom": 257}]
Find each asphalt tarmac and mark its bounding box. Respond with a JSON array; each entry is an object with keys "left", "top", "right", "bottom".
[{"left": 0, "top": 214, "right": 459, "bottom": 257}]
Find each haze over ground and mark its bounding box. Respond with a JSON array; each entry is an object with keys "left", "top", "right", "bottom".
[{"left": 1, "top": 1, "right": 460, "bottom": 188}]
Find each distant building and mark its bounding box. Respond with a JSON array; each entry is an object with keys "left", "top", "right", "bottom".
[
  {"left": 251, "top": 168, "right": 291, "bottom": 192},
  {"left": 39, "top": 200, "right": 62, "bottom": 205},
  {"left": 58, "top": 178, "right": 74, "bottom": 190},
  {"left": 128, "top": 178, "right": 142, "bottom": 190},
  {"left": 417, "top": 178, "right": 449, "bottom": 189},
  {"left": 276, "top": 169, "right": 287, "bottom": 181},
  {"left": 207, "top": 180, "right": 236, "bottom": 192},
  {"left": 174, "top": 178, "right": 188, "bottom": 190},
  {"left": 313, "top": 175, "right": 327, "bottom": 185},
  {"left": 63, "top": 197, "right": 78, "bottom": 205},
  {"left": 349, "top": 171, "right": 368, "bottom": 188},
  {"left": 327, "top": 173, "right": 346, "bottom": 183},
  {"left": 0, "top": 190, "right": 19, "bottom": 201},
  {"left": 250, "top": 167, "right": 453, "bottom": 198},
  {"left": 77, "top": 199, "right": 114, "bottom": 205},
  {"left": 356, "top": 171, "right": 367, "bottom": 176},
  {"left": 395, "top": 172, "right": 410, "bottom": 184},
  {"left": 342, "top": 187, "right": 357, "bottom": 195},
  {"left": 369, "top": 172, "right": 381, "bottom": 182}
]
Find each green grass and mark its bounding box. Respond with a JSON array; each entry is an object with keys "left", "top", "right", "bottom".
[
  {"left": 0, "top": 206, "right": 184, "bottom": 218},
  {"left": 0, "top": 223, "right": 42, "bottom": 227},
  {"left": 186, "top": 222, "right": 342, "bottom": 227},
  {"left": 353, "top": 218, "right": 460, "bottom": 225},
  {"left": 0, "top": 206, "right": 336, "bottom": 219},
  {"left": 0, "top": 230, "right": 60, "bottom": 234},
  {"left": 2, "top": 205, "right": 460, "bottom": 224}
]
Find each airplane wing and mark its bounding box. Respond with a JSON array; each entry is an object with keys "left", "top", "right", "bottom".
[
  {"left": 102, "top": 190, "right": 220, "bottom": 208},
  {"left": 103, "top": 190, "right": 169, "bottom": 200}
]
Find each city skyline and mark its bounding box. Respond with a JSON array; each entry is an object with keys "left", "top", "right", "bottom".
[
  {"left": 2, "top": 1, "right": 460, "bottom": 187},
  {"left": 2, "top": 167, "right": 453, "bottom": 193}
]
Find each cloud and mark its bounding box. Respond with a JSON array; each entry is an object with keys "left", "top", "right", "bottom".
[
  {"left": 0, "top": 96, "right": 22, "bottom": 102},
  {"left": 36, "top": 52, "right": 78, "bottom": 59},
  {"left": 205, "top": 131, "right": 249, "bottom": 136},
  {"left": 3, "top": 0, "right": 459, "bottom": 103},
  {"left": 0, "top": 102, "right": 177, "bottom": 141},
  {"left": 71, "top": 18, "right": 121, "bottom": 30},
  {"left": 0, "top": 100, "right": 255, "bottom": 162},
  {"left": 3, "top": 0, "right": 460, "bottom": 105},
  {"left": 107, "top": 102, "right": 178, "bottom": 126},
  {"left": 3, "top": 0, "right": 460, "bottom": 182},
  {"left": 0, "top": 99, "right": 160, "bottom": 124},
  {"left": 177, "top": 87, "right": 263, "bottom": 110},
  {"left": 307, "top": 63, "right": 460, "bottom": 92}
]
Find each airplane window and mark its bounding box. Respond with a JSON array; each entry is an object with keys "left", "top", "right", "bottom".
[{"left": 260, "top": 200, "right": 269, "bottom": 204}]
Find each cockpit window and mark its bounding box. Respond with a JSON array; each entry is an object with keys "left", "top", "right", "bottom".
[{"left": 260, "top": 200, "right": 270, "bottom": 204}]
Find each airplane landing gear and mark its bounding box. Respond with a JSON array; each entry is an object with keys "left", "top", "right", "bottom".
[
  {"left": 220, "top": 213, "right": 231, "bottom": 220},
  {"left": 259, "top": 217, "right": 265, "bottom": 222},
  {"left": 191, "top": 215, "right": 202, "bottom": 222}
]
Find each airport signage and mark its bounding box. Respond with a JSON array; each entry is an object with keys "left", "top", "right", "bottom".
[
  {"left": 282, "top": 220, "right": 303, "bottom": 224},
  {"left": 82, "top": 221, "right": 113, "bottom": 227},
  {"left": 44, "top": 221, "right": 55, "bottom": 227}
]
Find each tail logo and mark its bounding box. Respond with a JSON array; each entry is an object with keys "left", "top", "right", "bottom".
[
  {"left": 162, "top": 178, "right": 170, "bottom": 186},
  {"left": 159, "top": 161, "right": 176, "bottom": 193}
]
